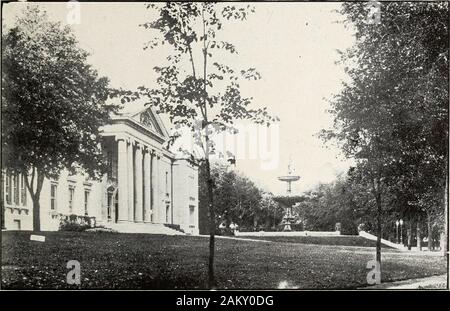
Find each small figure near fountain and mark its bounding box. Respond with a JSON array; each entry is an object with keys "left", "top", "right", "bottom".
[{"left": 278, "top": 158, "right": 300, "bottom": 231}]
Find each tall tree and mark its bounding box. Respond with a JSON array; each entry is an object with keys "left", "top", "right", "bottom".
[
  {"left": 124, "top": 3, "right": 277, "bottom": 288},
  {"left": 1, "top": 6, "right": 117, "bottom": 231},
  {"left": 322, "top": 2, "right": 448, "bottom": 274}
]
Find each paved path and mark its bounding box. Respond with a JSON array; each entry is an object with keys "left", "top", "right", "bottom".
[{"left": 360, "top": 274, "right": 447, "bottom": 289}]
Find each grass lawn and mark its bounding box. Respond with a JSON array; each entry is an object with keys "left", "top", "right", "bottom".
[
  {"left": 233, "top": 235, "right": 395, "bottom": 248},
  {"left": 2, "top": 231, "right": 447, "bottom": 289}
]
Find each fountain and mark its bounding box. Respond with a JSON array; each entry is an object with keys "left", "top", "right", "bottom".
[{"left": 278, "top": 159, "right": 300, "bottom": 231}]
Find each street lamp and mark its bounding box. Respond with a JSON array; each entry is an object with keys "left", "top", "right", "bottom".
[
  {"left": 395, "top": 220, "right": 400, "bottom": 244},
  {"left": 399, "top": 219, "right": 404, "bottom": 244}
]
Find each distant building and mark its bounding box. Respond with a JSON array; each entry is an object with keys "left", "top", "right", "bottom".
[{"left": 1, "top": 103, "right": 199, "bottom": 234}]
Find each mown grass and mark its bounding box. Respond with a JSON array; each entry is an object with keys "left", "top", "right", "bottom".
[
  {"left": 233, "top": 235, "right": 394, "bottom": 248},
  {"left": 1, "top": 231, "right": 446, "bottom": 289}
]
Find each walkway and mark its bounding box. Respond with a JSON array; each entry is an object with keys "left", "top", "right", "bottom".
[{"left": 361, "top": 274, "right": 447, "bottom": 289}]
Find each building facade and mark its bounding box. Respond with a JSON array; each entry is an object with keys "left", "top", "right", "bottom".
[{"left": 1, "top": 105, "right": 199, "bottom": 235}]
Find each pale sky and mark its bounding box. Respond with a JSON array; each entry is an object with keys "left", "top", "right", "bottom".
[{"left": 3, "top": 2, "right": 356, "bottom": 195}]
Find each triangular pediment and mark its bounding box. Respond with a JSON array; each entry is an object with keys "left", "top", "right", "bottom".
[{"left": 131, "top": 108, "right": 168, "bottom": 138}]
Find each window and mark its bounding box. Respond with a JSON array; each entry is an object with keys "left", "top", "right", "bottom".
[
  {"left": 165, "top": 171, "right": 169, "bottom": 195},
  {"left": 20, "top": 175, "right": 26, "bottom": 206},
  {"left": 84, "top": 190, "right": 90, "bottom": 216},
  {"left": 68, "top": 186, "right": 75, "bottom": 213},
  {"left": 13, "top": 174, "right": 19, "bottom": 205},
  {"left": 189, "top": 205, "right": 195, "bottom": 226},
  {"left": 107, "top": 190, "right": 113, "bottom": 221},
  {"left": 50, "top": 184, "right": 58, "bottom": 211},
  {"left": 5, "top": 173, "right": 12, "bottom": 205},
  {"left": 0, "top": 174, "right": 3, "bottom": 204}
]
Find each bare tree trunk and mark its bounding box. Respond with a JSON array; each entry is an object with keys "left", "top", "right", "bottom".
[
  {"left": 24, "top": 167, "right": 45, "bottom": 232},
  {"left": 375, "top": 191, "right": 382, "bottom": 266},
  {"left": 444, "top": 173, "right": 448, "bottom": 257},
  {"left": 417, "top": 217, "right": 421, "bottom": 251},
  {"left": 205, "top": 156, "right": 216, "bottom": 289},
  {"left": 428, "top": 213, "right": 433, "bottom": 251},
  {"left": 407, "top": 220, "right": 412, "bottom": 250},
  {"left": 444, "top": 124, "right": 449, "bottom": 257},
  {"left": 32, "top": 196, "right": 41, "bottom": 232}
]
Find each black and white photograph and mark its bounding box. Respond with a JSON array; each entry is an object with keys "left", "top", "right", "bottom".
[{"left": 1, "top": 0, "right": 448, "bottom": 296}]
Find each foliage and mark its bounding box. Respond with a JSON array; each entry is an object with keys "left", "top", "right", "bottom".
[
  {"left": 59, "top": 214, "right": 96, "bottom": 232},
  {"left": 59, "top": 221, "right": 90, "bottom": 232},
  {"left": 199, "top": 161, "right": 282, "bottom": 232},
  {"left": 292, "top": 177, "right": 360, "bottom": 235},
  {"left": 1, "top": 6, "right": 118, "bottom": 231},
  {"left": 321, "top": 2, "right": 449, "bottom": 261},
  {"left": 2, "top": 6, "right": 118, "bottom": 179},
  {"left": 122, "top": 2, "right": 278, "bottom": 288},
  {"left": 117, "top": 2, "right": 278, "bottom": 153}
]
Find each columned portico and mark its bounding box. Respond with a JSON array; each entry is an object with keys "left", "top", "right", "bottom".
[
  {"left": 101, "top": 130, "right": 180, "bottom": 227},
  {"left": 2, "top": 103, "right": 199, "bottom": 235}
]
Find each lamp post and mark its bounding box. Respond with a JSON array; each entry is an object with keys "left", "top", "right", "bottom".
[
  {"left": 399, "top": 219, "right": 404, "bottom": 244},
  {"left": 395, "top": 220, "right": 399, "bottom": 244}
]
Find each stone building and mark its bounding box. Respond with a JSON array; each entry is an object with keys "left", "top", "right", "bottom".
[{"left": 1, "top": 103, "right": 199, "bottom": 235}]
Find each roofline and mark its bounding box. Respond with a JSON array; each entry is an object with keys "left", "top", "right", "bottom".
[
  {"left": 110, "top": 116, "right": 167, "bottom": 144},
  {"left": 115, "top": 105, "right": 170, "bottom": 139}
]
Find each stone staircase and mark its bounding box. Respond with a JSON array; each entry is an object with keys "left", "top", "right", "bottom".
[{"left": 104, "top": 222, "right": 185, "bottom": 235}]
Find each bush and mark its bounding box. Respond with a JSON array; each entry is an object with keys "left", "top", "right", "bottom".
[
  {"left": 290, "top": 223, "right": 304, "bottom": 231},
  {"left": 217, "top": 227, "right": 235, "bottom": 236},
  {"left": 85, "top": 226, "right": 118, "bottom": 233},
  {"left": 59, "top": 221, "right": 90, "bottom": 232},
  {"left": 59, "top": 214, "right": 95, "bottom": 232},
  {"left": 340, "top": 220, "right": 358, "bottom": 235}
]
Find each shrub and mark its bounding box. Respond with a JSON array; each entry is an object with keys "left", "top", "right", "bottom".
[
  {"left": 59, "top": 221, "right": 90, "bottom": 232},
  {"left": 340, "top": 219, "right": 359, "bottom": 235},
  {"left": 85, "top": 226, "right": 118, "bottom": 233},
  {"left": 59, "top": 214, "right": 95, "bottom": 232},
  {"left": 217, "top": 227, "right": 235, "bottom": 236}
]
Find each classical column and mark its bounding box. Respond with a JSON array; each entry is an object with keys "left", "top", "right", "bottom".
[
  {"left": 127, "top": 140, "right": 134, "bottom": 221},
  {"left": 117, "top": 136, "right": 128, "bottom": 223},
  {"left": 143, "top": 147, "right": 151, "bottom": 223},
  {"left": 151, "top": 150, "right": 160, "bottom": 223},
  {"left": 135, "top": 143, "right": 143, "bottom": 222},
  {"left": 101, "top": 171, "right": 108, "bottom": 222}
]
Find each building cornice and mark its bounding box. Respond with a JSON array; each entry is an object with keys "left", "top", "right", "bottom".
[{"left": 111, "top": 116, "right": 167, "bottom": 144}]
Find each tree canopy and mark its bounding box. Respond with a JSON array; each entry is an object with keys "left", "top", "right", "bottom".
[
  {"left": 199, "top": 161, "right": 283, "bottom": 233},
  {"left": 322, "top": 2, "right": 448, "bottom": 265},
  {"left": 2, "top": 6, "right": 118, "bottom": 230},
  {"left": 121, "top": 2, "right": 278, "bottom": 288}
]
